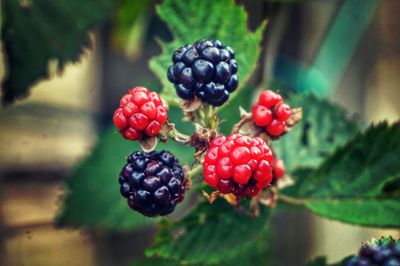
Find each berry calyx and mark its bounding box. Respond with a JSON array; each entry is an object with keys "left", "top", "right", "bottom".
[
  {"left": 251, "top": 90, "right": 292, "bottom": 137},
  {"left": 113, "top": 86, "right": 168, "bottom": 140},
  {"left": 119, "top": 150, "right": 186, "bottom": 217},
  {"left": 167, "top": 39, "right": 238, "bottom": 106},
  {"left": 202, "top": 134, "right": 274, "bottom": 197}
]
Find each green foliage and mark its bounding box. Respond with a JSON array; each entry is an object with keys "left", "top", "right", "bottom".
[
  {"left": 1, "top": 0, "right": 114, "bottom": 104},
  {"left": 146, "top": 200, "right": 270, "bottom": 265},
  {"left": 57, "top": 107, "right": 195, "bottom": 230},
  {"left": 271, "top": 94, "right": 360, "bottom": 175},
  {"left": 299, "top": 121, "right": 400, "bottom": 227},
  {"left": 149, "top": 0, "right": 266, "bottom": 104}
]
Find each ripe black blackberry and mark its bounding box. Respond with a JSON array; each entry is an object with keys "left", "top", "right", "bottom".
[
  {"left": 167, "top": 39, "right": 238, "bottom": 106},
  {"left": 343, "top": 237, "right": 400, "bottom": 266},
  {"left": 119, "top": 150, "right": 186, "bottom": 217}
]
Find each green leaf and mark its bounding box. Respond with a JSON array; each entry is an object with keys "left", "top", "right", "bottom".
[
  {"left": 299, "top": 121, "right": 400, "bottom": 228},
  {"left": 146, "top": 200, "right": 270, "bottom": 265},
  {"left": 271, "top": 93, "right": 359, "bottom": 174},
  {"left": 57, "top": 107, "right": 195, "bottom": 230},
  {"left": 307, "top": 257, "right": 340, "bottom": 266},
  {"left": 1, "top": 0, "right": 113, "bottom": 104},
  {"left": 149, "top": 0, "right": 266, "bottom": 105}
]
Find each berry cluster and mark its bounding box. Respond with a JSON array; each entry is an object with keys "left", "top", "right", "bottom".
[
  {"left": 343, "top": 238, "right": 400, "bottom": 266},
  {"left": 113, "top": 86, "right": 168, "bottom": 140},
  {"left": 203, "top": 134, "right": 274, "bottom": 197},
  {"left": 252, "top": 90, "right": 292, "bottom": 137},
  {"left": 167, "top": 39, "right": 238, "bottom": 106},
  {"left": 119, "top": 150, "right": 186, "bottom": 217}
]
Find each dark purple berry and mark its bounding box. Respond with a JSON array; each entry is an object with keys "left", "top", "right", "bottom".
[
  {"left": 226, "top": 75, "right": 238, "bottom": 92},
  {"left": 167, "top": 39, "right": 238, "bottom": 106},
  {"left": 167, "top": 66, "right": 175, "bottom": 82},
  {"left": 215, "top": 62, "right": 231, "bottom": 83},
  {"left": 172, "top": 47, "right": 187, "bottom": 63},
  {"left": 175, "top": 84, "right": 195, "bottom": 100},
  {"left": 143, "top": 176, "right": 161, "bottom": 192},
  {"left": 201, "top": 47, "right": 220, "bottom": 64},
  {"left": 212, "top": 40, "right": 223, "bottom": 48},
  {"left": 120, "top": 183, "right": 131, "bottom": 197},
  {"left": 384, "top": 258, "right": 400, "bottom": 266},
  {"left": 192, "top": 59, "right": 214, "bottom": 83},
  {"left": 179, "top": 68, "right": 195, "bottom": 89},
  {"left": 173, "top": 62, "right": 186, "bottom": 77},
  {"left": 154, "top": 186, "right": 171, "bottom": 205},
  {"left": 220, "top": 49, "right": 231, "bottom": 62},
  {"left": 204, "top": 82, "right": 225, "bottom": 100},
  {"left": 229, "top": 59, "right": 238, "bottom": 74},
  {"left": 127, "top": 171, "right": 145, "bottom": 188},
  {"left": 119, "top": 150, "right": 186, "bottom": 217},
  {"left": 183, "top": 48, "right": 199, "bottom": 65},
  {"left": 226, "top": 46, "right": 235, "bottom": 58}
]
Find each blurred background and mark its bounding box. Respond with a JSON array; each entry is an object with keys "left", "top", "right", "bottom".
[{"left": 0, "top": 0, "right": 399, "bottom": 265}]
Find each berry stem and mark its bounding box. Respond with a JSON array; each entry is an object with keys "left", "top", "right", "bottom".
[
  {"left": 188, "top": 165, "right": 203, "bottom": 179},
  {"left": 168, "top": 127, "right": 191, "bottom": 144},
  {"left": 277, "top": 194, "right": 306, "bottom": 206}
]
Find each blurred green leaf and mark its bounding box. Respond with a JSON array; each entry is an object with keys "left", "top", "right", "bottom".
[
  {"left": 271, "top": 94, "right": 359, "bottom": 174},
  {"left": 146, "top": 200, "right": 270, "bottom": 265},
  {"left": 57, "top": 107, "right": 195, "bottom": 230},
  {"left": 299, "top": 121, "right": 400, "bottom": 227},
  {"left": 112, "top": 0, "right": 152, "bottom": 59},
  {"left": 150, "top": 0, "right": 266, "bottom": 105},
  {"left": 307, "top": 257, "right": 340, "bottom": 266},
  {"left": 1, "top": 0, "right": 113, "bottom": 104}
]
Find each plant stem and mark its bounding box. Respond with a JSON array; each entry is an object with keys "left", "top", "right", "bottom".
[
  {"left": 167, "top": 128, "right": 191, "bottom": 144},
  {"left": 188, "top": 165, "right": 203, "bottom": 179},
  {"left": 277, "top": 194, "right": 307, "bottom": 206}
]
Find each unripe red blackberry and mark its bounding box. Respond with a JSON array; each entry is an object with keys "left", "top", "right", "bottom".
[
  {"left": 113, "top": 86, "right": 168, "bottom": 140},
  {"left": 272, "top": 159, "right": 285, "bottom": 180},
  {"left": 202, "top": 134, "right": 274, "bottom": 197},
  {"left": 251, "top": 90, "right": 293, "bottom": 137},
  {"left": 119, "top": 150, "right": 186, "bottom": 217}
]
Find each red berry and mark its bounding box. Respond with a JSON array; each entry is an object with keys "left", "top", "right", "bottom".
[
  {"left": 272, "top": 159, "right": 285, "bottom": 179},
  {"left": 145, "top": 121, "right": 161, "bottom": 136},
  {"left": 113, "top": 109, "right": 128, "bottom": 130},
  {"left": 132, "top": 92, "right": 150, "bottom": 106},
  {"left": 218, "top": 179, "right": 233, "bottom": 194},
  {"left": 129, "top": 113, "right": 149, "bottom": 130},
  {"left": 275, "top": 103, "right": 292, "bottom": 121},
  {"left": 155, "top": 106, "right": 168, "bottom": 124},
  {"left": 113, "top": 87, "right": 168, "bottom": 140},
  {"left": 122, "top": 128, "right": 142, "bottom": 140},
  {"left": 266, "top": 119, "right": 286, "bottom": 136},
  {"left": 258, "top": 90, "right": 280, "bottom": 108},
  {"left": 251, "top": 90, "right": 292, "bottom": 137},
  {"left": 233, "top": 165, "right": 252, "bottom": 184},
  {"left": 252, "top": 104, "right": 272, "bottom": 126},
  {"left": 216, "top": 157, "right": 233, "bottom": 179},
  {"left": 140, "top": 101, "right": 157, "bottom": 119},
  {"left": 230, "top": 146, "right": 251, "bottom": 165},
  {"left": 202, "top": 134, "right": 274, "bottom": 197}
]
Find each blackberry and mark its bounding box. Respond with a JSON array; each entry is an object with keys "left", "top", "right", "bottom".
[
  {"left": 167, "top": 39, "right": 239, "bottom": 106},
  {"left": 343, "top": 237, "right": 400, "bottom": 266},
  {"left": 119, "top": 150, "right": 186, "bottom": 217}
]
